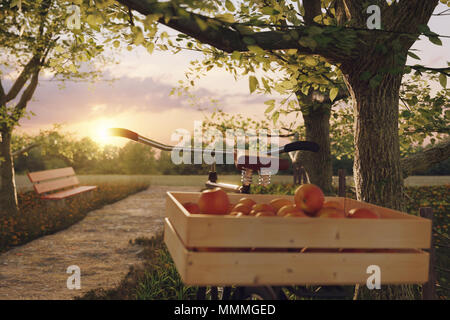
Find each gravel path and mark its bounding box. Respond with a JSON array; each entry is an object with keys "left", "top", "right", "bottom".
[{"left": 0, "top": 186, "right": 197, "bottom": 300}]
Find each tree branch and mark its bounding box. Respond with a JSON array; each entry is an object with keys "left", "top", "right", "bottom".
[
  {"left": 401, "top": 138, "right": 450, "bottom": 177},
  {"left": 408, "top": 65, "right": 450, "bottom": 77},
  {"left": 1, "top": 55, "right": 40, "bottom": 105},
  {"left": 13, "top": 69, "right": 39, "bottom": 122},
  {"left": 117, "top": 0, "right": 356, "bottom": 63},
  {"left": 12, "top": 142, "right": 40, "bottom": 157}
]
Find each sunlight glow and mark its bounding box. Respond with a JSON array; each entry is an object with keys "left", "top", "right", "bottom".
[{"left": 92, "top": 118, "right": 118, "bottom": 146}]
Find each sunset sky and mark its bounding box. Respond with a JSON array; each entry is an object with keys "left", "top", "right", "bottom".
[{"left": 11, "top": 3, "right": 450, "bottom": 147}]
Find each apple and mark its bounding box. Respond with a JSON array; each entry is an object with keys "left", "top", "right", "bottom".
[
  {"left": 238, "top": 197, "right": 256, "bottom": 208},
  {"left": 347, "top": 208, "right": 380, "bottom": 219},
  {"left": 232, "top": 203, "right": 252, "bottom": 215},
  {"left": 294, "top": 184, "right": 325, "bottom": 216},
  {"left": 322, "top": 200, "right": 344, "bottom": 211},
  {"left": 198, "top": 187, "right": 230, "bottom": 215},
  {"left": 269, "top": 198, "right": 293, "bottom": 212},
  {"left": 255, "top": 211, "right": 276, "bottom": 217},
  {"left": 183, "top": 202, "right": 200, "bottom": 214},
  {"left": 251, "top": 203, "right": 276, "bottom": 214},
  {"left": 277, "top": 204, "right": 307, "bottom": 217},
  {"left": 316, "top": 207, "right": 346, "bottom": 218}
]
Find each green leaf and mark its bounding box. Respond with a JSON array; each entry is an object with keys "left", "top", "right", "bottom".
[
  {"left": 439, "top": 73, "right": 447, "bottom": 88},
  {"left": 146, "top": 42, "right": 155, "bottom": 54},
  {"left": 225, "top": 0, "right": 235, "bottom": 12},
  {"left": 428, "top": 36, "right": 442, "bottom": 46},
  {"left": 407, "top": 51, "right": 421, "bottom": 60},
  {"left": 216, "top": 13, "right": 235, "bottom": 23},
  {"left": 264, "top": 100, "right": 275, "bottom": 113},
  {"left": 329, "top": 88, "right": 339, "bottom": 102},
  {"left": 231, "top": 51, "right": 241, "bottom": 60},
  {"left": 249, "top": 76, "right": 258, "bottom": 93},
  {"left": 304, "top": 56, "right": 317, "bottom": 67},
  {"left": 248, "top": 45, "right": 265, "bottom": 55},
  {"left": 113, "top": 40, "right": 120, "bottom": 48},
  {"left": 272, "top": 111, "right": 280, "bottom": 124}
]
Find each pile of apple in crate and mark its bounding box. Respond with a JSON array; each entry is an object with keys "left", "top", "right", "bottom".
[{"left": 164, "top": 184, "right": 432, "bottom": 287}]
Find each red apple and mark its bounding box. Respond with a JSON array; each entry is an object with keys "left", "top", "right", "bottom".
[
  {"left": 182, "top": 202, "right": 200, "bottom": 214},
  {"left": 294, "top": 184, "right": 325, "bottom": 216},
  {"left": 277, "top": 204, "right": 308, "bottom": 217},
  {"left": 316, "top": 207, "right": 346, "bottom": 218},
  {"left": 323, "top": 200, "right": 344, "bottom": 211},
  {"left": 347, "top": 208, "right": 380, "bottom": 219},
  {"left": 198, "top": 188, "right": 230, "bottom": 215}
]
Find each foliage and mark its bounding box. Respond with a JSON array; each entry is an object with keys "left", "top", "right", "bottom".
[{"left": 0, "top": 180, "right": 149, "bottom": 253}]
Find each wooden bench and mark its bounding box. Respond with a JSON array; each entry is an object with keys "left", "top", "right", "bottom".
[{"left": 27, "top": 167, "right": 97, "bottom": 200}]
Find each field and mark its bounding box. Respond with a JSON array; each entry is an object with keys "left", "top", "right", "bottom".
[{"left": 15, "top": 174, "right": 450, "bottom": 192}]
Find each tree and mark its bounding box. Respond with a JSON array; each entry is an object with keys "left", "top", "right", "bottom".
[
  {"left": 119, "top": 141, "right": 157, "bottom": 174},
  {"left": 0, "top": 0, "right": 136, "bottom": 214},
  {"left": 176, "top": 39, "right": 349, "bottom": 193},
  {"left": 116, "top": 0, "right": 448, "bottom": 211}
]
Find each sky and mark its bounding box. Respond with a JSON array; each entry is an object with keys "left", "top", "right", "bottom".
[{"left": 10, "top": 3, "right": 450, "bottom": 147}]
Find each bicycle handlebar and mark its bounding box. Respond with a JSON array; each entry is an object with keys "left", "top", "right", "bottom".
[{"left": 108, "top": 128, "right": 319, "bottom": 154}]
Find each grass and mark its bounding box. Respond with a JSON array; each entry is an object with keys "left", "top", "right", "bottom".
[
  {"left": 14, "top": 174, "right": 450, "bottom": 192},
  {"left": 79, "top": 184, "right": 449, "bottom": 300},
  {"left": 0, "top": 180, "right": 149, "bottom": 253}
]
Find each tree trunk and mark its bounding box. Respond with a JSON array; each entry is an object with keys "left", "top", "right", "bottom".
[
  {"left": 298, "top": 104, "right": 333, "bottom": 194},
  {"left": 343, "top": 60, "right": 416, "bottom": 300},
  {"left": 0, "top": 127, "right": 19, "bottom": 216},
  {"left": 344, "top": 70, "right": 404, "bottom": 210}
]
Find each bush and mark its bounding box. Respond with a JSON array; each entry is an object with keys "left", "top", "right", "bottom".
[{"left": 0, "top": 181, "right": 149, "bottom": 253}]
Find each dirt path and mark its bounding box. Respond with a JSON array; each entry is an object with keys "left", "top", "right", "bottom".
[{"left": 0, "top": 186, "right": 197, "bottom": 300}]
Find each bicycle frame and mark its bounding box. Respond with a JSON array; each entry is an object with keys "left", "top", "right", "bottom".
[{"left": 108, "top": 128, "right": 319, "bottom": 194}]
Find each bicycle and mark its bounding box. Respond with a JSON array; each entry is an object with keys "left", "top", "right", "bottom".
[{"left": 109, "top": 128, "right": 354, "bottom": 300}]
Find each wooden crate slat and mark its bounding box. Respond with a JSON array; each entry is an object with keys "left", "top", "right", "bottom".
[
  {"left": 164, "top": 218, "right": 429, "bottom": 286},
  {"left": 27, "top": 167, "right": 75, "bottom": 183},
  {"left": 34, "top": 176, "right": 80, "bottom": 194},
  {"left": 166, "top": 192, "right": 432, "bottom": 249}
]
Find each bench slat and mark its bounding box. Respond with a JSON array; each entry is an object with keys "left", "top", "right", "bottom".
[
  {"left": 34, "top": 176, "right": 80, "bottom": 194},
  {"left": 27, "top": 167, "right": 75, "bottom": 183},
  {"left": 41, "top": 186, "right": 97, "bottom": 200}
]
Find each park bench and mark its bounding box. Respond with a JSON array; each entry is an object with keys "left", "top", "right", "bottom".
[{"left": 27, "top": 167, "right": 97, "bottom": 201}]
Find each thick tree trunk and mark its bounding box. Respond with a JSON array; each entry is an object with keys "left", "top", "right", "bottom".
[
  {"left": 0, "top": 127, "right": 19, "bottom": 216},
  {"left": 298, "top": 104, "right": 333, "bottom": 194},
  {"left": 344, "top": 71, "right": 404, "bottom": 210},
  {"left": 343, "top": 60, "right": 416, "bottom": 300}
]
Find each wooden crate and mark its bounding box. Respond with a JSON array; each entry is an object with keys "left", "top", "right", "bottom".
[{"left": 164, "top": 192, "right": 431, "bottom": 286}]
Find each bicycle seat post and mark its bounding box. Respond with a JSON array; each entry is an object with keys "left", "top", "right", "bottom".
[{"left": 208, "top": 162, "right": 217, "bottom": 183}]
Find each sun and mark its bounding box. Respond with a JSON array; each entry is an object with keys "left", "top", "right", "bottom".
[{"left": 92, "top": 118, "right": 118, "bottom": 146}]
